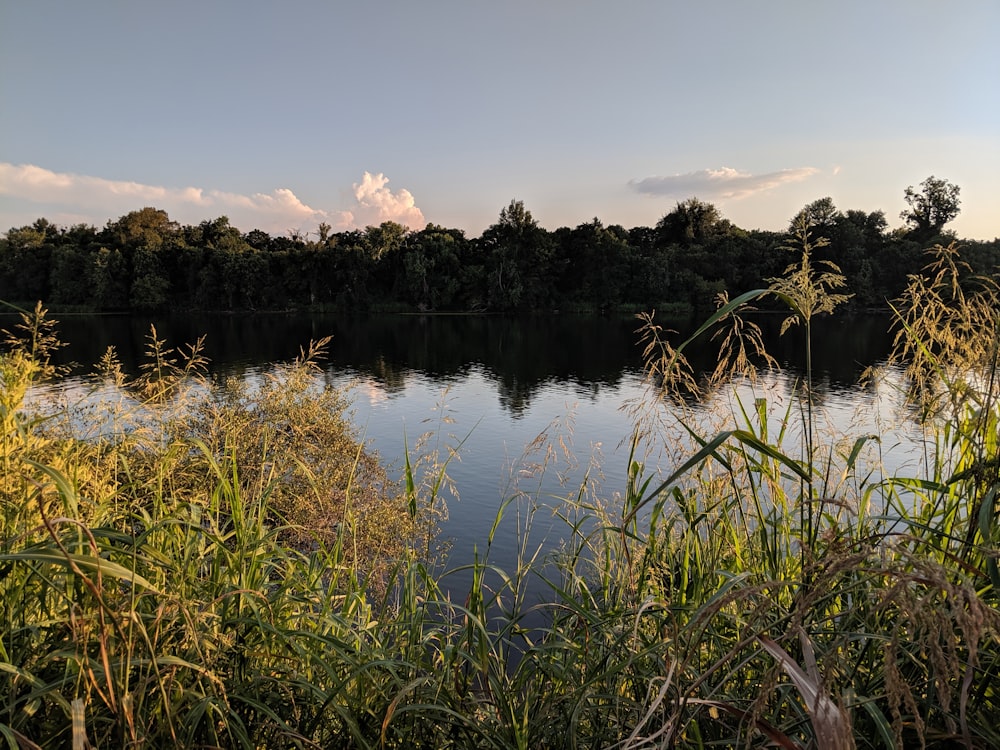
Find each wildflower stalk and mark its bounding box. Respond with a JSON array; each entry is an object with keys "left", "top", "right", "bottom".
[{"left": 767, "top": 216, "right": 851, "bottom": 561}]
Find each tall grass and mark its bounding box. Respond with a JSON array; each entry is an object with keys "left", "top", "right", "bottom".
[{"left": 2, "top": 237, "right": 999, "bottom": 749}]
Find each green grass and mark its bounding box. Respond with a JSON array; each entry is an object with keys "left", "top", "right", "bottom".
[{"left": 2, "top": 239, "right": 999, "bottom": 749}]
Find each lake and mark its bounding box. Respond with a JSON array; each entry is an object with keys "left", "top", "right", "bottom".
[{"left": 33, "top": 311, "right": 923, "bottom": 591}]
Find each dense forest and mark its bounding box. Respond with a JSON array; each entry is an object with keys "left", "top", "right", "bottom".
[{"left": 1, "top": 176, "right": 997, "bottom": 316}]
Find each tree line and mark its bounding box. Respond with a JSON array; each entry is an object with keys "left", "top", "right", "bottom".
[{"left": 1, "top": 176, "right": 996, "bottom": 316}]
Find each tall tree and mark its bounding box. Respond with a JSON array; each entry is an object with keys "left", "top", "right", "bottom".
[
  {"left": 130, "top": 244, "right": 170, "bottom": 310},
  {"left": 87, "top": 246, "right": 129, "bottom": 310},
  {"left": 554, "top": 219, "right": 630, "bottom": 310},
  {"left": 480, "top": 200, "right": 553, "bottom": 311},
  {"left": 656, "top": 198, "right": 724, "bottom": 246},
  {"left": 400, "top": 225, "right": 466, "bottom": 310},
  {"left": 104, "top": 207, "right": 178, "bottom": 249},
  {"left": 789, "top": 197, "right": 841, "bottom": 232},
  {"left": 900, "top": 176, "right": 961, "bottom": 239},
  {"left": 0, "top": 220, "right": 59, "bottom": 303}
]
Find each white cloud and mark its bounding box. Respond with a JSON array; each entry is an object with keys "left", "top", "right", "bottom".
[
  {"left": 0, "top": 163, "right": 425, "bottom": 234},
  {"left": 629, "top": 166, "right": 819, "bottom": 200},
  {"left": 348, "top": 172, "right": 425, "bottom": 229}
]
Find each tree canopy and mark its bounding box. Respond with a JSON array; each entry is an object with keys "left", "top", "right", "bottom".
[
  {"left": 900, "top": 176, "right": 961, "bottom": 239},
  {"left": 1, "top": 178, "right": 995, "bottom": 316}
]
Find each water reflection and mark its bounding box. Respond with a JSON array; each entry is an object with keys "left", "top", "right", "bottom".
[
  {"left": 37, "top": 312, "right": 894, "bottom": 418},
  {"left": 19, "top": 310, "right": 919, "bottom": 604}
]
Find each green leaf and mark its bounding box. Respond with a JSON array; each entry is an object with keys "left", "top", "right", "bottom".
[
  {"left": 0, "top": 551, "right": 160, "bottom": 593},
  {"left": 978, "top": 484, "right": 1000, "bottom": 591}
]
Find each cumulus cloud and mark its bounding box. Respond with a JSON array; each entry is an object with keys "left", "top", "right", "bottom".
[
  {"left": 629, "top": 166, "right": 819, "bottom": 200},
  {"left": 0, "top": 163, "right": 425, "bottom": 234},
  {"left": 345, "top": 172, "right": 425, "bottom": 229}
]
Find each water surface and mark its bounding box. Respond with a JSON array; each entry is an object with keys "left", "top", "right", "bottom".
[{"left": 34, "top": 312, "right": 921, "bottom": 592}]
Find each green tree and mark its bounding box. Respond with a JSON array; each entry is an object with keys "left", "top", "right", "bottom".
[
  {"left": 554, "top": 219, "right": 631, "bottom": 311},
  {"left": 400, "top": 225, "right": 466, "bottom": 310},
  {"left": 186, "top": 217, "right": 260, "bottom": 310},
  {"left": 105, "top": 207, "right": 178, "bottom": 249},
  {"left": 900, "top": 176, "right": 961, "bottom": 239},
  {"left": 48, "top": 244, "right": 89, "bottom": 306},
  {"left": 836, "top": 209, "right": 888, "bottom": 305},
  {"left": 654, "top": 199, "right": 741, "bottom": 314},
  {"left": 656, "top": 197, "right": 725, "bottom": 246},
  {"left": 87, "top": 247, "right": 129, "bottom": 310},
  {"left": 130, "top": 245, "right": 170, "bottom": 310},
  {"left": 789, "top": 197, "right": 840, "bottom": 233},
  {"left": 284, "top": 234, "right": 330, "bottom": 308},
  {"left": 364, "top": 222, "right": 410, "bottom": 306},
  {"left": 0, "top": 220, "right": 57, "bottom": 303},
  {"left": 332, "top": 231, "right": 376, "bottom": 309},
  {"left": 100, "top": 209, "right": 178, "bottom": 310},
  {"left": 480, "top": 200, "right": 553, "bottom": 311},
  {"left": 362, "top": 221, "right": 408, "bottom": 262}
]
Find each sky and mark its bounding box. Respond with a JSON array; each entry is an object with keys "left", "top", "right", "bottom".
[{"left": 1, "top": 1, "right": 998, "bottom": 240}]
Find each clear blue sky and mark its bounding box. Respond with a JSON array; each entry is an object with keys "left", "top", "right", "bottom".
[{"left": 2, "top": 1, "right": 998, "bottom": 239}]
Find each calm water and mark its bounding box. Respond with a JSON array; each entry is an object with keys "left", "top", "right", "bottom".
[{"left": 31, "top": 312, "right": 921, "bottom": 590}]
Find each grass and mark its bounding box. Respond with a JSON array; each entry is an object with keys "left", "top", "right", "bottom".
[{"left": 2, "top": 238, "right": 999, "bottom": 748}]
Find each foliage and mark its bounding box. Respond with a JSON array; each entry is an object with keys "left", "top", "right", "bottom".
[
  {"left": 478, "top": 199, "right": 555, "bottom": 311},
  {"left": 3, "top": 179, "right": 995, "bottom": 315},
  {"left": 789, "top": 196, "right": 840, "bottom": 232},
  {"left": 656, "top": 197, "right": 726, "bottom": 246},
  {"left": 901, "top": 176, "right": 962, "bottom": 239}
]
